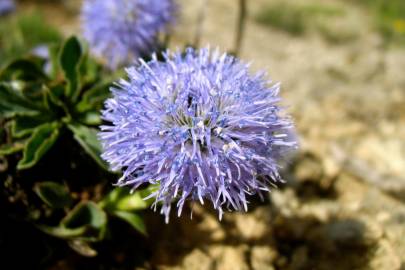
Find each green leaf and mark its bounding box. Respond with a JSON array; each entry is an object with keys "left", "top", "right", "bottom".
[
  {"left": 0, "top": 141, "right": 25, "bottom": 155},
  {"left": 99, "top": 186, "right": 155, "bottom": 212},
  {"left": 60, "top": 36, "right": 83, "bottom": 101},
  {"left": 68, "top": 240, "right": 97, "bottom": 257},
  {"left": 0, "top": 83, "right": 41, "bottom": 117},
  {"left": 75, "top": 82, "right": 111, "bottom": 113},
  {"left": 43, "top": 84, "right": 71, "bottom": 118},
  {"left": 0, "top": 82, "right": 52, "bottom": 117},
  {"left": 74, "top": 81, "right": 112, "bottom": 126},
  {"left": 113, "top": 211, "right": 147, "bottom": 236},
  {"left": 37, "top": 202, "right": 107, "bottom": 243},
  {"left": 34, "top": 182, "right": 73, "bottom": 208},
  {"left": 36, "top": 224, "right": 87, "bottom": 238},
  {"left": 0, "top": 12, "right": 61, "bottom": 66},
  {"left": 77, "top": 111, "right": 102, "bottom": 126},
  {"left": 62, "top": 201, "right": 107, "bottom": 228},
  {"left": 67, "top": 123, "right": 108, "bottom": 170},
  {"left": 0, "top": 59, "right": 47, "bottom": 81},
  {"left": 20, "top": 82, "right": 49, "bottom": 107},
  {"left": 78, "top": 50, "right": 100, "bottom": 85},
  {"left": 11, "top": 115, "right": 50, "bottom": 138},
  {"left": 16, "top": 12, "right": 61, "bottom": 47},
  {"left": 48, "top": 43, "right": 62, "bottom": 79},
  {"left": 61, "top": 201, "right": 107, "bottom": 241},
  {"left": 17, "top": 122, "right": 60, "bottom": 170}
]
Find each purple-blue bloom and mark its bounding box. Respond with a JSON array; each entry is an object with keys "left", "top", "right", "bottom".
[
  {"left": 32, "top": 45, "right": 52, "bottom": 75},
  {"left": 100, "top": 48, "right": 297, "bottom": 222},
  {"left": 0, "top": 0, "right": 15, "bottom": 16},
  {"left": 81, "top": 0, "right": 176, "bottom": 69}
]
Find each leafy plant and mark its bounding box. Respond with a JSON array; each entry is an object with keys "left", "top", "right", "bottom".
[
  {"left": 35, "top": 182, "right": 152, "bottom": 256},
  {"left": 0, "top": 36, "right": 107, "bottom": 169},
  {"left": 0, "top": 36, "right": 153, "bottom": 257}
]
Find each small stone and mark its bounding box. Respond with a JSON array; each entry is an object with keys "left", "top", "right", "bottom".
[
  {"left": 250, "top": 246, "right": 278, "bottom": 270},
  {"left": 369, "top": 239, "right": 401, "bottom": 270},
  {"left": 271, "top": 188, "right": 299, "bottom": 217},
  {"left": 182, "top": 249, "right": 213, "bottom": 270},
  {"left": 234, "top": 212, "right": 268, "bottom": 241},
  {"left": 209, "top": 245, "right": 249, "bottom": 270},
  {"left": 376, "top": 212, "right": 390, "bottom": 223},
  {"left": 294, "top": 153, "right": 323, "bottom": 182},
  {"left": 323, "top": 156, "right": 341, "bottom": 179},
  {"left": 325, "top": 219, "right": 366, "bottom": 246},
  {"left": 194, "top": 205, "right": 226, "bottom": 242}
]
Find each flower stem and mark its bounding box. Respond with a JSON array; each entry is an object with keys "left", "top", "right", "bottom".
[
  {"left": 234, "top": 0, "right": 247, "bottom": 56},
  {"left": 193, "top": 0, "right": 209, "bottom": 48}
]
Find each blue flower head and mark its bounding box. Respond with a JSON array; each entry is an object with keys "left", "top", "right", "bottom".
[
  {"left": 81, "top": 0, "right": 176, "bottom": 68},
  {"left": 0, "top": 0, "right": 15, "bottom": 16},
  {"left": 100, "top": 48, "right": 297, "bottom": 222}
]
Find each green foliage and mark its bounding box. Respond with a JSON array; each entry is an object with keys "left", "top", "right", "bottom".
[
  {"left": 0, "top": 12, "right": 61, "bottom": 67},
  {"left": 255, "top": 2, "right": 346, "bottom": 36},
  {"left": 35, "top": 187, "right": 154, "bottom": 255},
  {"left": 17, "top": 122, "right": 60, "bottom": 169},
  {"left": 37, "top": 201, "right": 108, "bottom": 250},
  {"left": 15, "top": 12, "right": 61, "bottom": 45},
  {"left": 256, "top": 3, "right": 306, "bottom": 35},
  {"left": 34, "top": 182, "right": 73, "bottom": 208},
  {"left": 100, "top": 186, "right": 156, "bottom": 212},
  {"left": 113, "top": 211, "right": 147, "bottom": 236},
  {"left": 60, "top": 36, "right": 83, "bottom": 100},
  {"left": 0, "top": 140, "right": 25, "bottom": 155},
  {"left": 61, "top": 201, "right": 108, "bottom": 240},
  {"left": 98, "top": 186, "right": 156, "bottom": 236},
  {"left": 0, "top": 36, "right": 110, "bottom": 169},
  {"left": 0, "top": 35, "right": 155, "bottom": 256},
  {"left": 346, "top": 0, "right": 405, "bottom": 44},
  {"left": 67, "top": 123, "right": 108, "bottom": 170}
]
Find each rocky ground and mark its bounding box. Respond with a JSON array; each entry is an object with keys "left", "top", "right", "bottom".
[
  {"left": 20, "top": 0, "right": 405, "bottom": 269},
  {"left": 150, "top": 0, "right": 405, "bottom": 268}
]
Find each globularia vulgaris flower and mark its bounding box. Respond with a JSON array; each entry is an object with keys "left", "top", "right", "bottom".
[
  {"left": 81, "top": 0, "right": 176, "bottom": 68},
  {"left": 100, "top": 48, "right": 297, "bottom": 222},
  {"left": 0, "top": 0, "right": 15, "bottom": 16}
]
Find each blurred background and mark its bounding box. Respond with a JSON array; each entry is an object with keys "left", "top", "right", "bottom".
[{"left": 1, "top": 0, "right": 404, "bottom": 269}]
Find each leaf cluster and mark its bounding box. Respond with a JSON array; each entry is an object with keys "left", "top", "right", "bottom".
[{"left": 0, "top": 36, "right": 153, "bottom": 257}]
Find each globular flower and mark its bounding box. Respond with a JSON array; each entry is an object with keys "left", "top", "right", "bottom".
[
  {"left": 81, "top": 0, "right": 176, "bottom": 68},
  {"left": 100, "top": 48, "right": 297, "bottom": 222},
  {"left": 0, "top": 0, "right": 15, "bottom": 16}
]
